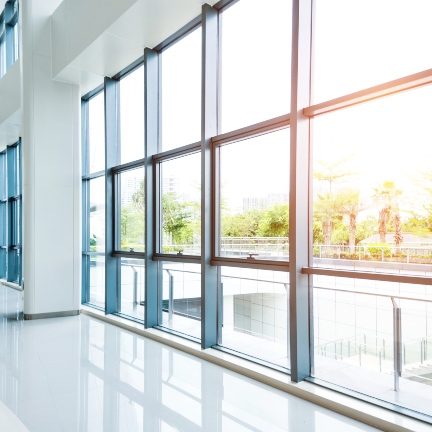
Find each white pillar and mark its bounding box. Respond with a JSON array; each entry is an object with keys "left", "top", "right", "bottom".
[{"left": 21, "top": 0, "right": 81, "bottom": 318}]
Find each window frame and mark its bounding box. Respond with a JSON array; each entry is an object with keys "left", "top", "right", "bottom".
[{"left": 78, "top": 0, "right": 432, "bottom": 423}]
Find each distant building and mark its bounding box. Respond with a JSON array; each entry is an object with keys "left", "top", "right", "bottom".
[
  {"left": 121, "top": 176, "right": 141, "bottom": 205},
  {"left": 243, "top": 193, "right": 288, "bottom": 211}
]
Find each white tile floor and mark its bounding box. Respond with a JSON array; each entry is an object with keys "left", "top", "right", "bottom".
[{"left": 0, "top": 286, "right": 380, "bottom": 432}]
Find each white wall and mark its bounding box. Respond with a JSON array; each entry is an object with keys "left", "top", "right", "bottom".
[{"left": 22, "top": 0, "right": 81, "bottom": 315}]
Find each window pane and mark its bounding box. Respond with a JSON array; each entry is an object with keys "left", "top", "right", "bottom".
[
  {"left": 120, "top": 66, "right": 144, "bottom": 164},
  {"left": 89, "top": 255, "right": 105, "bottom": 308},
  {"left": 312, "top": 86, "right": 432, "bottom": 275},
  {"left": 219, "top": 267, "right": 289, "bottom": 369},
  {"left": 313, "top": 0, "right": 432, "bottom": 103},
  {"left": 220, "top": 0, "right": 291, "bottom": 133},
  {"left": 89, "top": 176, "right": 105, "bottom": 253},
  {"left": 219, "top": 129, "right": 289, "bottom": 260},
  {"left": 89, "top": 92, "right": 105, "bottom": 173},
  {"left": 313, "top": 277, "right": 432, "bottom": 417},
  {"left": 119, "top": 258, "right": 145, "bottom": 322},
  {"left": 161, "top": 153, "right": 201, "bottom": 255},
  {"left": 159, "top": 262, "right": 201, "bottom": 340},
  {"left": 118, "top": 167, "right": 144, "bottom": 252},
  {"left": 161, "top": 28, "right": 201, "bottom": 151}
]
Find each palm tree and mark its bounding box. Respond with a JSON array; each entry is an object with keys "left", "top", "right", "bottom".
[
  {"left": 373, "top": 181, "right": 402, "bottom": 244},
  {"left": 338, "top": 189, "right": 369, "bottom": 254}
]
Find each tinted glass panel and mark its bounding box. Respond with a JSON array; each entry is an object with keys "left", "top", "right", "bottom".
[
  {"left": 313, "top": 0, "right": 432, "bottom": 103},
  {"left": 120, "top": 66, "right": 144, "bottom": 164},
  {"left": 219, "top": 129, "right": 289, "bottom": 260},
  {"left": 220, "top": 0, "right": 291, "bottom": 133},
  {"left": 161, "top": 28, "right": 201, "bottom": 151}
]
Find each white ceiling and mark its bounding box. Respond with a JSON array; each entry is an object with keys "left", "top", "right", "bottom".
[{"left": 52, "top": 0, "right": 218, "bottom": 96}]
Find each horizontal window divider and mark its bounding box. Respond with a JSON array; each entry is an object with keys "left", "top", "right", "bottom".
[
  {"left": 221, "top": 274, "right": 288, "bottom": 285},
  {"left": 9, "top": 195, "right": 20, "bottom": 201},
  {"left": 0, "top": 199, "right": 6, "bottom": 203},
  {"left": 211, "top": 257, "right": 289, "bottom": 272},
  {"left": 82, "top": 252, "right": 105, "bottom": 256},
  {"left": 10, "top": 246, "right": 20, "bottom": 250},
  {"left": 112, "top": 251, "right": 145, "bottom": 259},
  {"left": 312, "top": 283, "right": 432, "bottom": 304},
  {"left": 153, "top": 14, "right": 201, "bottom": 53},
  {"left": 82, "top": 170, "right": 105, "bottom": 180},
  {"left": 304, "top": 68, "right": 432, "bottom": 117},
  {"left": 7, "top": 10, "right": 18, "bottom": 26},
  {"left": 212, "top": 113, "right": 290, "bottom": 147},
  {"left": 212, "top": 0, "right": 241, "bottom": 12},
  {"left": 81, "top": 84, "right": 104, "bottom": 102},
  {"left": 111, "top": 158, "right": 145, "bottom": 174},
  {"left": 152, "top": 142, "right": 201, "bottom": 163},
  {"left": 0, "top": 246, "right": 6, "bottom": 249},
  {"left": 302, "top": 266, "right": 432, "bottom": 285},
  {"left": 153, "top": 325, "right": 201, "bottom": 344},
  {"left": 153, "top": 253, "right": 201, "bottom": 264},
  {"left": 211, "top": 345, "right": 290, "bottom": 374},
  {"left": 111, "top": 55, "right": 144, "bottom": 81}
]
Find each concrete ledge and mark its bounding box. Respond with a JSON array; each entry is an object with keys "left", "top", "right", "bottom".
[
  {"left": 24, "top": 310, "right": 80, "bottom": 320},
  {"left": 81, "top": 305, "right": 431, "bottom": 432},
  {"left": 0, "top": 280, "right": 23, "bottom": 291}
]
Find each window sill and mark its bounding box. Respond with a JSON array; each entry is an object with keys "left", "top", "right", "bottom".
[{"left": 80, "top": 305, "right": 429, "bottom": 432}]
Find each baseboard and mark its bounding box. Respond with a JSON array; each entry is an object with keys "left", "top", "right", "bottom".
[{"left": 23, "top": 310, "right": 80, "bottom": 320}]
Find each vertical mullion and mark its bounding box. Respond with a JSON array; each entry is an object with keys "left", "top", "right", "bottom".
[
  {"left": 17, "top": 139, "right": 21, "bottom": 285},
  {"left": 81, "top": 99, "right": 89, "bottom": 304},
  {"left": 144, "top": 48, "right": 159, "bottom": 328},
  {"left": 289, "top": 0, "right": 313, "bottom": 382},
  {"left": 0, "top": 152, "right": 6, "bottom": 279},
  {"left": 105, "top": 77, "right": 119, "bottom": 314},
  {"left": 6, "top": 145, "right": 16, "bottom": 282},
  {"left": 4, "top": 1, "right": 12, "bottom": 70},
  {"left": 201, "top": 4, "right": 218, "bottom": 348}
]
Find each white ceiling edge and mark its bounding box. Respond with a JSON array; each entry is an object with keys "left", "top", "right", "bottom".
[
  {"left": 0, "top": 109, "right": 21, "bottom": 150},
  {"left": 51, "top": 0, "right": 217, "bottom": 97}
]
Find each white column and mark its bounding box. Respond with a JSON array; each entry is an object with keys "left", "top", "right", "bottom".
[{"left": 21, "top": 0, "right": 81, "bottom": 318}]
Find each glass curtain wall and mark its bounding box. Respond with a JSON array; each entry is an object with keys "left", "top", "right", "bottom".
[
  {"left": 0, "top": 141, "right": 22, "bottom": 284},
  {"left": 310, "top": 1, "right": 432, "bottom": 419},
  {"left": 0, "top": 151, "right": 6, "bottom": 278},
  {"left": 0, "top": 0, "right": 19, "bottom": 78},
  {"left": 80, "top": 0, "right": 432, "bottom": 422},
  {"left": 82, "top": 90, "right": 106, "bottom": 309},
  {"left": 153, "top": 25, "right": 202, "bottom": 339}
]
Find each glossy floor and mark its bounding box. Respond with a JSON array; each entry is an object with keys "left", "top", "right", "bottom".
[{"left": 0, "top": 286, "right": 379, "bottom": 432}]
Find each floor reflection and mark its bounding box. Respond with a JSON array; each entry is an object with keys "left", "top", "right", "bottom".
[{"left": 0, "top": 285, "right": 377, "bottom": 431}]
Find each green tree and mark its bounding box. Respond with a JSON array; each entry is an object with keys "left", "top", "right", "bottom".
[
  {"left": 221, "top": 208, "right": 264, "bottom": 237},
  {"left": 257, "top": 203, "right": 289, "bottom": 237},
  {"left": 132, "top": 180, "right": 145, "bottom": 214},
  {"left": 162, "top": 192, "right": 193, "bottom": 245}
]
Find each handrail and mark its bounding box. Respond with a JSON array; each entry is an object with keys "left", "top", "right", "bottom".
[{"left": 313, "top": 283, "right": 432, "bottom": 304}]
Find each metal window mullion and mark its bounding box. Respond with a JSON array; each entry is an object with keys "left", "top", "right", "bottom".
[
  {"left": 0, "top": 152, "right": 6, "bottom": 278},
  {"left": 144, "top": 48, "right": 159, "bottom": 328},
  {"left": 6, "top": 145, "right": 16, "bottom": 282},
  {"left": 201, "top": 4, "right": 218, "bottom": 348},
  {"left": 4, "top": 1, "right": 13, "bottom": 70},
  {"left": 105, "top": 77, "right": 120, "bottom": 314},
  {"left": 289, "top": 0, "right": 313, "bottom": 383},
  {"left": 81, "top": 99, "right": 90, "bottom": 303},
  {"left": 17, "top": 140, "right": 21, "bottom": 285}
]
